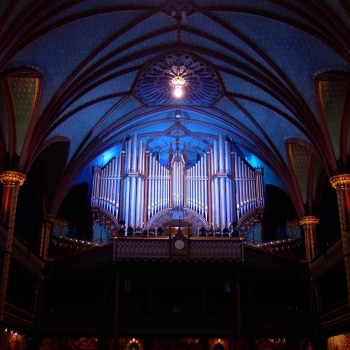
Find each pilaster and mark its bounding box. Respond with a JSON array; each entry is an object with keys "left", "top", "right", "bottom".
[
  {"left": 330, "top": 174, "right": 350, "bottom": 303},
  {"left": 0, "top": 170, "right": 26, "bottom": 322},
  {"left": 300, "top": 216, "right": 320, "bottom": 316},
  {"left": 38, "top": 214, "right": 55, "bottom": 260},
  {"left": 300, "top": 216, "right": 319, "bottom": 261}
]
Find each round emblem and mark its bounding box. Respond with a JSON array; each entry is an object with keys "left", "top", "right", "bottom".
[{"left": 174, "top": 239, "right": 185, "bottom": 250}]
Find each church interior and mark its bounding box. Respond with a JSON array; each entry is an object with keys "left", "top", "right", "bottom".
[{"left": 0, "top": 0, "right": 350, "bottom": 349}]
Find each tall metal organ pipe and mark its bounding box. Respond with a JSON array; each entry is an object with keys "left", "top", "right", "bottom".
[{"left": 91, "top": 134, "right": 264, "bottom": 233}]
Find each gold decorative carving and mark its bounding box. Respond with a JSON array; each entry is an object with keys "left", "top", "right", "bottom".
[
  {"left": 299, "top": 216, "right": 319, "bottom": 226},
  {"left": 38, "top": 214, "right": 56, "bottom": 224},
  {"left": 0, "top": 171, "right": 26, "bottom": 187},
  {"left": 330, "top": 174, "right": 350, "bottom": 189}
]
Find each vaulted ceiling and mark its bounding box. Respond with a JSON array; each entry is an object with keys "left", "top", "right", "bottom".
[{"left": 1, "top": 0, "right": 350, "bottom": 218}]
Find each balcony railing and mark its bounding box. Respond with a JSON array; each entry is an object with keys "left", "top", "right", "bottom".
[
  {"left": 310, "top": 235, "right": 343, "bottom": 279},
  {"left": 4, "top": 302, "right": 35, "bottom": 330},
  {"left": 320, "top": 301, "right": 350, "bottom": 332}
]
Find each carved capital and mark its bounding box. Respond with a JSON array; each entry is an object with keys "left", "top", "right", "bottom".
[
  {"left": 38, "top": 214, "right": 56, "bottom": 225},
  {"left": 299, "top": 216, "right": 319, "bottom": 226},
  {"left": 0, "top": 171, "right": 26, "bottom": 187},
  {"left": 330, "top": 174, "right": 350, "bottom": 189}
]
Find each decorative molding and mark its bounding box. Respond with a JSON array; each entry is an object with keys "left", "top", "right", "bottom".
[
  {"left": 320, "top": 303, "right": 350, "bottom": 333},
  {"left": 135, "top": 52, "right": 222, "bottom": 106},
  {"left": 52, "top": 239, "right": 302, "bottom": 274},
  {"left": 54, "top": 245, "right": 114, "bottom": 275},
  {"left": 146, "top": 208, "right": 209, "bottom": 232},
  {"left": 0, "top": 171, "right": 26, "bottom": 186},
  {"left": 12, "top": 236, "right": 44, "bottom": 278},
  {"left": 299, "top": 216, "right": 319, "bottom": 226},
  {"left": 330, "top": 174, "right": 350, "bottom": 189},
  {"left": 237, "top": 207, "right": 265, "bottom": 238},
  {"left": 310, "top": 237, "right": 343, "bottom": 279},
  {"left": 37, "top": 214, "right": 56, "bottom": 224},
  {"left": 5, "top": 302, "right": 34, "bottom": 330},
  {"left": 95, "top": 206, "right": 120, "bottom": 236},
  {"left": 164, "top": 0, "right": 195, "bottom": 19},
  {"left": 244, "top": 246, "right": 304, "bottom": 277},
  {"left": 190, "top": 239, "right": 244, "bottom": 262},
  {"left": 113, "top": 237, "right": 244, "bottom": 262}
]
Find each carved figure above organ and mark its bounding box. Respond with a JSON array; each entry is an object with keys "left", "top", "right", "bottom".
[{"left": 91, "top": 133, "right": 264, "bottom": 234}]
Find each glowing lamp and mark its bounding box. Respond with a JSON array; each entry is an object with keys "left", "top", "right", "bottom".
[
  {"left": 174, "top": 85, "right": 183, "bottom": 97},
  {"left": 171, "top": 76, "right": 185, "bottom": 98}
]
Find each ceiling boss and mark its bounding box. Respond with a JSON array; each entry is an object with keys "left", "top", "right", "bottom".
[{"left": 135, "top": 53, "right": 222, "bottom": 106}]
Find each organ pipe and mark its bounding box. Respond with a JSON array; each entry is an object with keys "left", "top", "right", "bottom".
[
  {"left": 91, "top": 134, "right": 264, "bottom": 233},
  {"left": 143, "top": 149, "right": 150, "bottom": 227}
]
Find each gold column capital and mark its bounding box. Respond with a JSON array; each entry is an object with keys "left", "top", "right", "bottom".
[
  {"left": 37, "top": 214, "right": 56, "bottom": 224},
  {"left": 299, "top": 216, "right": 319, "bottom": 226},
  {"left": 330, "top": 174, "right": 350, "bottom": 189},
  {"left": 0, "top": 171, "right": 26, "bottom": 187}
]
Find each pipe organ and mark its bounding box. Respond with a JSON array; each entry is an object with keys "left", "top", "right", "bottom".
[
  {"left": 91, "top": 134, "right": 264, "bottom": 232},
  {"left": 171, "top": 149, "right": 185, "bottom": 208}
]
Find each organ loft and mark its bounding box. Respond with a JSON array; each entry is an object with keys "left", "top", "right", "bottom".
[
  {"left": 91, "top": 132, "right": 264, "bottom": 237},
  {"left": 2, "top": 1, "right": 350, "bottom": 348}
]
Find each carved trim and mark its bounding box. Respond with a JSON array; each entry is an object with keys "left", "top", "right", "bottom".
[
  {"left": 0, "top": 171, "right": 26, "bottom": 186},
  {"left": 95, "top": 207, "right": 120, "bottom": 236},
  {"left": 146, "top": 208, "right": 209, "bottom": 231},
  {"left": 330, "top": 174, "right": 350, "bottom": 189},
  {"left": 310, "top": 237, "right": 343, "bottom": 279},
  {"left": 299, "top": 216, "right": 319, "bottom": 226},
  {"left": 237, "top": 207, "right": 264, "bottom": 238},
  {"left": 135, "top": 52, "right": 222, "bottom": 106}
]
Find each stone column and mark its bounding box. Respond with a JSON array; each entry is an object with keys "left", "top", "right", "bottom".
[
  {"left": 38, "top": 214, "right": 55, "bottom": 260},
  {"left": 330, "top": 174, "right": 350, "bottom": 303},
  {"left": 300, "top": 216, "right": 320, "bottom": 315},
  {"left": 0, "top": 170, "right": 26, "bottom": 323},
  {"left": 300, "top": 216, "right": 319, "bottom": 261}
]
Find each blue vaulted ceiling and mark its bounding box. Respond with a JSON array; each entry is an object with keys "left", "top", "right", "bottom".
[{"left": 1, "top": 0, "right": 350, "bottom": 216}]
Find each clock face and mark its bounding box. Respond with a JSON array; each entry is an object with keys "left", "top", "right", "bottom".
[{"left": 174, "top": 239, "right": 185, "bottom": 250}]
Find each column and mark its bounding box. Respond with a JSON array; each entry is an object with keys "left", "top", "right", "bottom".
[
  {"left": 0, "top": 170, "right": 26, "bottom": 322},
  {"left": 300, "top": 216, "right": 320, "bottom": 316},
  {"left": 330, "top": 174, "right": 350, "bottom": 303},
  {"left": 38, "top": 214, "right": 56, "bottom": 260},
  {"left": 34, "top": 277, "right": 45, "bottom": 314},
  {"left": 300, "top": 216, "right": 319, "bottom": 261}
]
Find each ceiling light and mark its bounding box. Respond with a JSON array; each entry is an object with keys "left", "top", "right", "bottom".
[
  {"left": 174, "top": 85, "right": 183, "bottom": 98},
  {"left": 171, "top": 76, "right": 185, "bottom": 98}
]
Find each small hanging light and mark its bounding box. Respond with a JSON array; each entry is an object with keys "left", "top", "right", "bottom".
[{"left": 171, "top": 76, "right": 185, "bottom": 98}]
